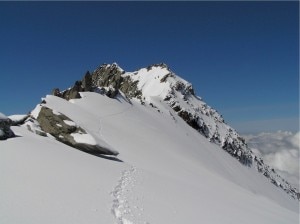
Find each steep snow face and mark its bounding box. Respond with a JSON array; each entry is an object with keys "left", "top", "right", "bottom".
[{"left": 127, "top": 65, "right": 172, "bottom": 97}]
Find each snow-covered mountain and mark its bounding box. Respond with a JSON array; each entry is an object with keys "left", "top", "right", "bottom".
[{"left": 1, "top": 63, "right": 299, "bottom": 224}]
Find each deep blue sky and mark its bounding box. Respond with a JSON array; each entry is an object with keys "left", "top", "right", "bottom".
[{"left": 0, "top": 1, "right": 298, "bottom": 133}]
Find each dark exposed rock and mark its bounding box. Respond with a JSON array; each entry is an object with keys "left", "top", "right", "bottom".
[
  {"left": 174, "top": 81, "right": 185, "bottom": 91},
  {"left": 52, "top": 88, "right": 62, "bottom": 97},
  {"left": 160, "top": 73, "right": 174, "bottom": 83},
  {"left": 149, "top": 103, "right": 157, "bottom": 108},
  {"left": 92, "top": 63, "right": 124, "bottom": 89},
  {"left": 147, "top": 63, "right": 170, "bottom": 71},
  {"left": 177, "top": 110, "right": 210, "bottom": 138},
  {"left": 92, "top": 64, "right": 142, "bottom": 99},
  {"left": 62, "top": 81, "right": 83, "bottom": 100},
  {"left": 222, "top": 138, "right": 252, "bottom": 166},
  {"left": 105, "top": 87, "right": 119, "bottom": 98},
  {"left": 163, "top": 95, "right": 172, "bottom": 101},
  {"left": 173, "top": 81, "right": 195, "bottom": 96},
  {"left": 53, "top": 72, "right": 91, "bottom": 100},
  {"left": 82, "top": 71, "right": 93, "bottom": 91},
  {"left": 172, "top": 105, "right": 181, "bottom": 112},
  {"left": 119, "top": 78, "right": 142, "bottom": 99},
  {"left": 37, "top": 107, "right": 78, "bottom": 136},
  {"left": 37, "top": 106, "right": 117, "bottom": 155},
  {"left": 0, "top": 115, "right": 15, "bottom": 140},
  {"left": 50, "top": 63, "right": 142, "bottom": 102}
]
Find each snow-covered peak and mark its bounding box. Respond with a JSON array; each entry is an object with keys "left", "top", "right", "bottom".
[
  {"left": 124, "top": 63, "right": 194, "bottom": 101},
  {"left": 125, "top": 65, "right": 172, "bottom": 98},
  {"left": 93, "top": 62, "right": 192, "bottom": 99}
]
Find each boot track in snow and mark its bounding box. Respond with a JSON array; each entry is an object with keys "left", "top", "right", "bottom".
[{"left": 111, "top": 165, "right": 145, "bottom": 224}]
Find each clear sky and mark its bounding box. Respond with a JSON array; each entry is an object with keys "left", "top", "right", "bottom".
[{"left": 0, "top": 1, "right": 298, "bottom": 134}]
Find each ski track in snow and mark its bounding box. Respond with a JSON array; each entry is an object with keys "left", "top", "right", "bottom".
[
  {"left": 111, "top": 165, "right": 148, "bottom": 224},
  {"left": 97, "top": 105, "right": 132, "bottom": 138}
]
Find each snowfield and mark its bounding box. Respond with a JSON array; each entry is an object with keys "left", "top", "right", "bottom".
[{"left": 1, "top": 92, "right": 298, "bottom": 224}]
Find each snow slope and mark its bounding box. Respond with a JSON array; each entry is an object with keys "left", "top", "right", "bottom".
[{"left": 1, "top": 91, "right": 298, "bottom": 224}]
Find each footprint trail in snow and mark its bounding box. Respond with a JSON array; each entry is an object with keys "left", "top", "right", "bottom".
[{"left": 111, "top": 165, "right": 148, "bottom": 224}]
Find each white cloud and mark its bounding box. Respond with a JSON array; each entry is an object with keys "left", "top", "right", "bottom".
[
  {"left": 244, "top": 131, "right": 299, "bottom": 190},
  {"left": 264, "top": 149, "right": 298, "bottom": 174}
]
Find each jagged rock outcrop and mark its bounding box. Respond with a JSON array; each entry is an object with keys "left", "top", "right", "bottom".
[
  {"left": 51, "top": 88, "right": 62, "bottom": 97},
  {"left": 51, "top": 63, "right": 142, "bottom": 100},
  {"left": 0, "top": 113, "right": 15, "bottom": 140},
  {"left": 82, "top": 71, "right": 93, "bottom": 91},
  {"left": 92, "top": 63, "right": 124, "bottom": 89},
  {"left": 92, "top": 63, "right": 142, "bottom": 99},
  {"left": 37, "top": 106, "right": 118, "bottom": 155},
  {"left": 62, "top": 81, "right": 83, "bottom": 100}
]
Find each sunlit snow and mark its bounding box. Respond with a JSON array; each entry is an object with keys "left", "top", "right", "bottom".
[{"left": 1, "top": 65, "right": 298, "bottom": 224}]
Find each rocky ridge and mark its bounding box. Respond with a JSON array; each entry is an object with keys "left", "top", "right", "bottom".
[
  {"left": 37, "top": 62, "right": 299, "bottom": 200},
  {"left": 29, "top": 104, "right": 118, "bottom": 156}
]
